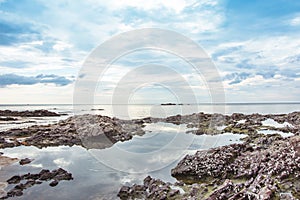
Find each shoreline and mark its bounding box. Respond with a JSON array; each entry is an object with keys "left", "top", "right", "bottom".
[{"left": 0, "top": 109, "right": 299, "bottom": 199}]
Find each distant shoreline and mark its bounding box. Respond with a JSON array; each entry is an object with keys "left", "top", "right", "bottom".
[{"left": 1, "top": 102, "right": 300, "bottom": 106}]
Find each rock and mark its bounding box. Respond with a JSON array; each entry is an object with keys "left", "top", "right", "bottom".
[
  {"left": 49, "top": 180, "right": 59, "bottom": 187},
  {"left": 3, "top": 168, "right": 73, "bottom": 199},
  {"left": 206, "top": 179, "right": 234, "bottom": 199},
  {"left": 0, "top": 109, "right": 62, "bottom": 117},
  {"left": 170, "top": 133, "right": 300, "bottom": 199},
  {"left": 171, "top": 143, "right": 252, "bottom": 182},
  {"left": 117, "top": 176, "right": 181, "bottom": 200},
  {"left": 0, "top": 117, "right": 18, "bottom": 121},
  {"left": 51, "top": 168, "right": 73, "bottom": 181},
  {"left": 117, "top": 186, "right": 131, "bottom": 200},
  {"left": 39, "top": 170, "right": 53, "bottom": 181},
  {"left": 0, "top": 114, "right": 146, "bottom": 149},
  {"left": 258, "top": 187, "right": 274, "bottom": 200},
  {"left": 7, "top": 188, "right": 23, "bottom": 197},
  {"left": 169, "top": 189, "right": 179, "bottom": 197},
  {"left": 7, "top": 175, "right": 21, "bottom": 184},
  {"left": 19, "top": 158, "right": 32, "bottom": 165}
]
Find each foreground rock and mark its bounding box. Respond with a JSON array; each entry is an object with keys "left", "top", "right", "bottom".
[
  {"left": 0, "top": 109, "right": 63, "bottom": 117},
  {"left": 119, "top": 135, "right": 300, "bottom": 199},
  {"left": 118, "top": 176, "right": 182, "bottom": 200},
  {"left": 171, "top": 135, "right": 300, "bottom": 199},
  {"left": 2, "top": 168, "right": 73, "bottom": 199}
]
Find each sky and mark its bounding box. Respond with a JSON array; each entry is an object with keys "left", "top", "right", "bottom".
[{"left": 0, "top": 0, "right": 300, "bottom": 104}]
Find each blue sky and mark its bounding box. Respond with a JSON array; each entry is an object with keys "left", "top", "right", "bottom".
[{"left": 0, "top": 0, "right": 300, "bottom": 104}]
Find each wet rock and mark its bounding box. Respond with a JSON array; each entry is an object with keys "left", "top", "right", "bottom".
[
  {"left": 0, "top": 114, "right": 146, "bottom": 149},
  {"left": 117, "top": 176, "right": 181, "bottom": 200},
  {"left": 51, "top": 168, "right": 73, "bottom": 181},
  {"left": 49, "top": 180, "right": 59, "bottom": 187},
  {"left": 118, "top": 186, "right": 131, "bottom": 200},
  {"left": 19, "top": 158, "right": 32, "bottom": 165},
  {"left": 171, "top": 134, "right": 300, "bottom": 199},
  {"left": 171, "top": 143, "right": 252, "bottom": 182},
  {"left": 6, "top": 176, "right": 21, "bottom": 184},
  {"left": 6, "top": 188, "right": 23, "bottom": 197},
  {"left": 38, "top": 169, "right": 51, "bottom": 180},
  {"left": 3, "top": 168, "right": 73, "bottom": 199}
]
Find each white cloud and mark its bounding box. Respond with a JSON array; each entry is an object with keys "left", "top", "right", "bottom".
[
  {"left": 1, "top": 0, "right": 299, "bottom": 103},
  {"left": 53, "top": 41, "right": 73, "bottom": 51},
  {"left": 0, "top": 41, "right": 84, "bottom": 76},
  {"left": 0, "top": 83, "right": 74, "bottom": 104},
  {"left": 53, "top": 158, "right": 72, "bottom": 167},
  {"left": 213, "top": 35, "right": 300, "bottom": 73},
  {"left": 86, "top": 0, "right": 190, "bottom": 13},
  {"left": 290, "top": 14, "right": 300, "bottom": 26}
]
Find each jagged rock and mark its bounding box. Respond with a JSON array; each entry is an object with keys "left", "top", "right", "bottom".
[
  {"left": 3, "top": 168, "right": 73, "bottom": 199},
  {"left": 7, "top": 176, "right": 21, "bottom": 184},
  {"left": 117, "top": 176, "right": 181, "bottom": 200}
]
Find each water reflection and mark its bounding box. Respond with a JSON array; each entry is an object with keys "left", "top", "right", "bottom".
[{"left": 1, "top": 122, "right": 246, "bottom": 199}]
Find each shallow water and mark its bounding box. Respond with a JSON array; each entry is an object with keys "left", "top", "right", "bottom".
[
  {"left": 0, "top": 104, "right": 298, "bottom": 199},
  {"left": 257, "top": 129, "right": 294, "bottom": 138},
  {"left": 0, "top": 122, "right": 246, "bottom": 199},
  {"left": 261, "top": 118, "right": 294, "bottom": 128}
]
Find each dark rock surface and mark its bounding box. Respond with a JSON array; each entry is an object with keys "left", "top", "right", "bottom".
[
  {"left": 0, "top": 114, "right": 148, "bottom": 149},
  {"left": 0, "top": 117, "right": 17, "bottom": 121},
  {"left": 118, "top": 112, "right": 300, "bottom": 200},
  {"left": 170, "top": 135, "right": 300, "bottom": 199},
  {"left": 119, "top": 136, "right": 300, "bottom": 199},
  {"left": 3, "top": 168, "right": 73, "bottom": 199},
  {"left": 117, "top": 176, "right": 181, "bottom": 200},
  {"left": 19, "top": 158, "right": 32, "bottom": 165},
  {"left": 0, "top": 110, "right": 63, "bottom": 117}
]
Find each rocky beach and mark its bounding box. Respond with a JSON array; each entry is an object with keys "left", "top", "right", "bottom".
[{"left": 0, "top": 109, "right": 299, "bottom": 199}]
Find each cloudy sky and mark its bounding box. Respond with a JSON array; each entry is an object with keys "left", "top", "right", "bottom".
[{"left": 1, "top": 0, "right": 300, "bottom": 104}]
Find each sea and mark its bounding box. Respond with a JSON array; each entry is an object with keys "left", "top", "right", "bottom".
[{"left": 0, "top": 103, "right": 299, "bottom": 199}]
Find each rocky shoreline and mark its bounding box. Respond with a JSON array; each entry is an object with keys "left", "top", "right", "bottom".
[
  {"left": 0, "top": 110, "right": 64, "bottom": 117},
  {"left": 0, "top": 114, "right": 148, "bottom": 149},
  {"left": 117, "top": 112, "right": 300, "bottom": 200},
  {"left": 118, "top": 135, "right": 300, "bottom": 199},
  {"left": 0, "top": 110, "right": 300, "bottom": 199},
  {"left": 1, "top": 111, "right": 299, "bottom": 149}
]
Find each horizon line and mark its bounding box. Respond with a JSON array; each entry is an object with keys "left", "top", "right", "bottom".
[{"left": 1, "top": 102, "right": 300, "bottom": 106}]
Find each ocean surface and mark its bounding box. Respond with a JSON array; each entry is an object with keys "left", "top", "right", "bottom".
[{"left": 0, "top": 103, "right": 299, "bottom": 199}]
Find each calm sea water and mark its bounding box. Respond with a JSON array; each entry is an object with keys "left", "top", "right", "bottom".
[
  {"left": 1, "top": 103, "right": 300, "bottom": 117},
  {"left": 0, "top": 103, "right": 299, "bottom": 199}
]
